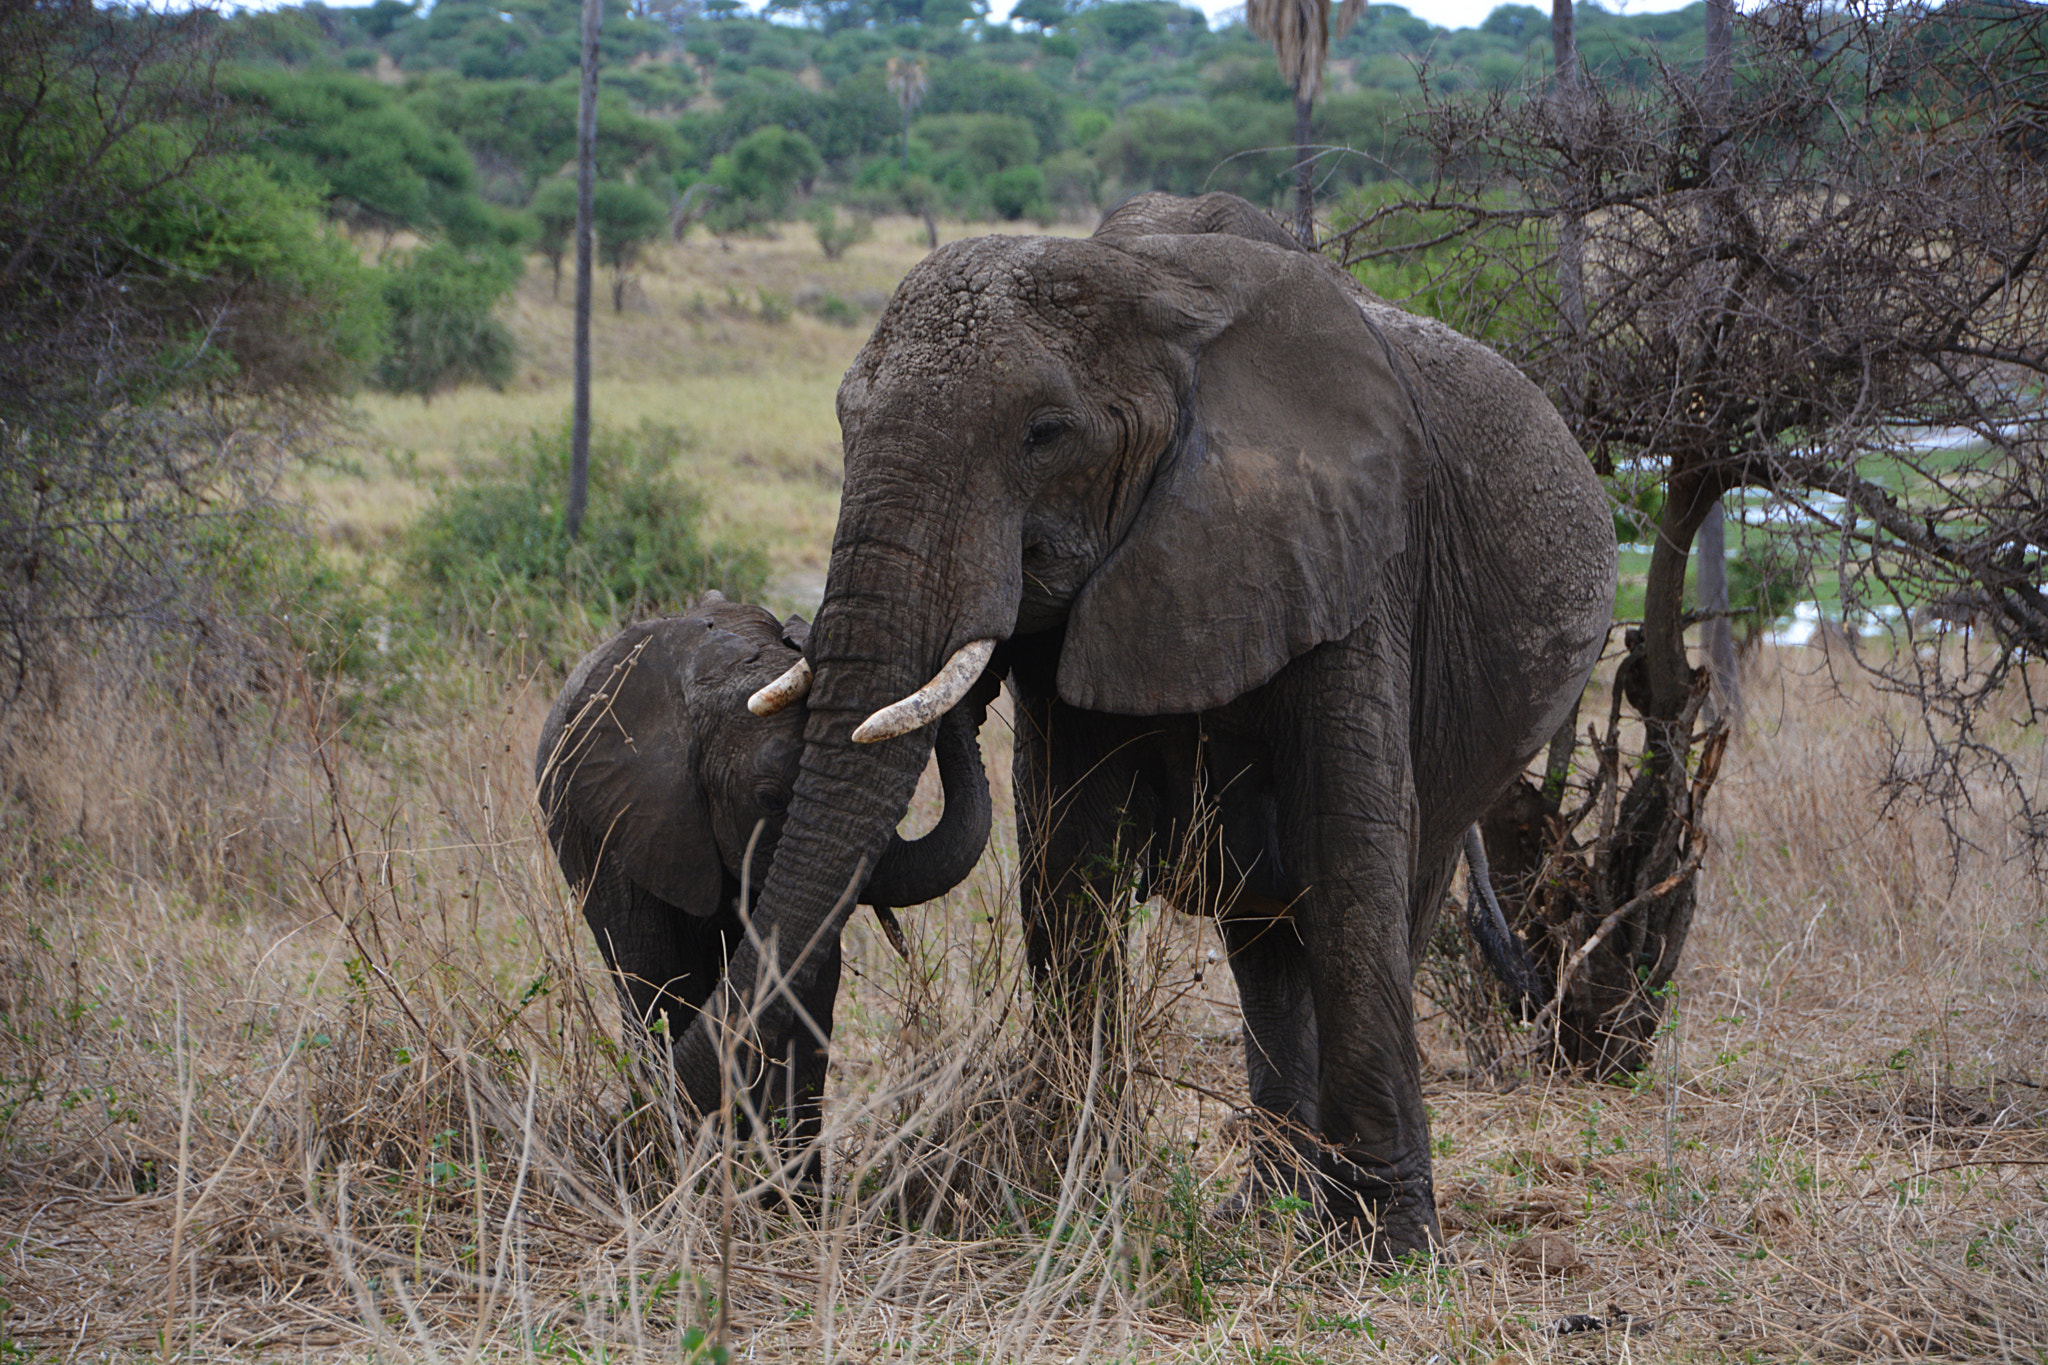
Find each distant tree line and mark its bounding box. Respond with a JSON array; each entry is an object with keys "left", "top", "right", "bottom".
[{"left": 217, "top": 0, "right": 1726, "bottom": 234}]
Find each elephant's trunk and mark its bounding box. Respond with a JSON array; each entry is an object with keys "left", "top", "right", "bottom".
[
  {"left": 669, "top": 431, "right": 1016, "bottom": 1114},
  {"left": 672, "top": 711, "right": 935, "bottom": 1108},
  {"left": 864, "top": 691, "right": 993, "bottom": 908}
]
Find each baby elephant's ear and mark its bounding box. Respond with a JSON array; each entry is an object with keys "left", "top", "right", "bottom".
[
  {"left": 538, "top": 619, "right": 725, "bottom": 919},
  {"left": 1059, "top": 235, "right": 1428, "bottom": 715}
]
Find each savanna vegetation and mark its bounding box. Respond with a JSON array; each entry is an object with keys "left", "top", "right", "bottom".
[{"left": 0, "top": 0, "right": 2041, "bottom": 1359}]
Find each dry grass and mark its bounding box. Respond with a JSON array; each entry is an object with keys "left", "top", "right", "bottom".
[
  {"left": 0, "top": 636, "right": 2042, "bottom": 1363},
  {"left": 7, "top": 218, "right": 2043, "bottom": 1360}
]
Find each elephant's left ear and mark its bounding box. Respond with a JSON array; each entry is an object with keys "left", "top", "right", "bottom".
[{"left": 1058, "top": 238, "right": 1429, "bottom": 715}]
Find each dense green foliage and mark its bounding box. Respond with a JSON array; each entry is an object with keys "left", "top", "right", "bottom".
[
  {"left": 405, "top": 421, "right": 771, "bottom": 642},
  {"left": 376, "top": 243, "right": 522, "bottom": 399},
  {"left": 0, "top": 4, "right": 396, "bottom": 690},
  {"left": 219, "top": 65, "right": 501, "bottom": 244},
  {"left": 228, "top": 0, "right": 1722, "bottom": 228}
]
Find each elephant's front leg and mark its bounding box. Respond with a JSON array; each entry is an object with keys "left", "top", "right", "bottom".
[
  {"left": 1008, "top": 662, "right": 1169, "bottom": 1033},
  {"left": 1272, "top": 638, "right": 1443, "bottom": 1258},
  {"left": 1218, "top": 908, "right": 1321, "bottom": 1210}
]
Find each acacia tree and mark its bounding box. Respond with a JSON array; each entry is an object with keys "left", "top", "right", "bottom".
[
  {"left": 1247, "top": 0, "right": 1363, "bottom": 248},
  {"left": 591, "top": 180, "right": 666, "bottom": 311},
  {"left": 533, "top": 179, "right": 579, "bottom": 298},
  {"left": 1339, "top": 0, "right": 2048, "bottom": 1074},
  {"left": 0, "top": 4, "right": 384, "bottom": 700}
]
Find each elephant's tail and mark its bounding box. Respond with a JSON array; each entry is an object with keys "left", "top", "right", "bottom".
[{"left": 1462, "top": 824, "right": 1546, "bottom": 1010}]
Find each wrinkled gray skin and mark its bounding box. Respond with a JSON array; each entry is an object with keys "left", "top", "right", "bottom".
[
  {"left": 669, "top": 193, "right": 1617, "bottom": 1256},
  {"left": 536, "top": 593, "right": 992, "bottom": 1152}
]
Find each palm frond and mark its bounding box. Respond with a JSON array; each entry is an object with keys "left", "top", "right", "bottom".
[{"left": 1246, "top": 0, "right": 1365, "bottom": 102}]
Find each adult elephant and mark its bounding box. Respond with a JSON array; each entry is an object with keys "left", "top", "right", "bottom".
[
  {"left": 536, "top": 592, "right": 992, "bottom": 1145},
  {"left": 676, "top": 192, "right": 1617, "bottom": 1255}
]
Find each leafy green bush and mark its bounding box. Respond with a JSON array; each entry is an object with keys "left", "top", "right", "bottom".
[
  {"left": 1727, "top": 539, "right": 1805, "bottom": 644},
  {"left": 986, "top": 164, "right": 1048, "bottom": 221},
  {"left": 405, "top": 420, "right": 769, "bottom": 649},
  {"left": 809, "top": 204, "right": 873, "bottom": 259},
  {"left": 218, "top": 65, "right": 497, "bottom": 246},
  {"left": 703, "top": 126, "right": 823, "bottom": 230},
  {"left": 0, "top": 4, "right": 389, "bottom": 699},
  {"left": 375, "top": 242, "right": 520, "bottom": 400}
]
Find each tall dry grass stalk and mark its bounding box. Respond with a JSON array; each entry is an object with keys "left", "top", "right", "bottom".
[{"left": 0, "top": 643, "right": 2041, "bottom": 1361}]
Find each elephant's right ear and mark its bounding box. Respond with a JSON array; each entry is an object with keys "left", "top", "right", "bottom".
[
  {"left": 1058, "top": 233, "right": 1428, "bottom": 715},
  {"left": 537, "top": 620, "right": 724, "bottom": 919}
]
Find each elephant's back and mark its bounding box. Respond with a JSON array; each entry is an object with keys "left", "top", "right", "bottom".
[{"left": 1368, "top": 301, "right": 1617, "bottom": 787}]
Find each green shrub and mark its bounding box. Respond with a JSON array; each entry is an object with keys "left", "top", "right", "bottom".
[
  {"left": 809, "top": 293, "right": 860, "bottom": 326},
  {"left": 703, "top": 125, "right": 822, "bottom": 230},
  {"left": 987, "top": 164, "right": 1048, "bottom": 222},
  {"left": 375, "top": 242, "right": 520, "bottom": 400},
  {"left": 809, "top": 204, "right": 873, "bottom": 260},
  {"left": 1727, "top": 538, "right": 1805, "bottom": 643},
  {"left": 405, "top": 420, "right": 769, "bottom": 651}
]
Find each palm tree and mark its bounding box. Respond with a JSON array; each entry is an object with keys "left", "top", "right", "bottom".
[
  {"left": 885, "top": 55, "right": 927, "bottom": 174},
  {"left": 568, "top": 0, "right": 601, "bottom": 540},
  {"left": 1247, "top": 0, "right": 1363, "bottom": 249}
]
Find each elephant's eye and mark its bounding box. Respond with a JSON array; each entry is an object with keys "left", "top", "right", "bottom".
[
  {"left": 1025, "top": 417, "right": 1067, "bottom": 450},
  {"left": 757, "top": 788, "right": 789, "bottom": 814}
]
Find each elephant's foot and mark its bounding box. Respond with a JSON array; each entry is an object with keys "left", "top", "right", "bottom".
[
  {"left": 1319, "top": 1157, "right": 1442, "bottom": 1263},
  {"left": 1211, "top": 1136, "right": 1327, "bottom": 1225}
]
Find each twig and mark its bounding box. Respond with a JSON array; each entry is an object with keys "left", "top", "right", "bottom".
[{"left": 1509, "top": 849, "right": 1706, "bottom": 1066}]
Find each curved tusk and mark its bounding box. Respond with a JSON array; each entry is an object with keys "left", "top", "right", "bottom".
[
  {"left": 852, "top": 639, "right": 997, "bottom": 744},
  {"left": 747, "top": 657, "right": 812, "bottom": 716}
]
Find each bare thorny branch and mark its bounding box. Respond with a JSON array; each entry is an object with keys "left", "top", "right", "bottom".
[{"left": 1341, "top": 0, "right": 2048, "bottom": 861}]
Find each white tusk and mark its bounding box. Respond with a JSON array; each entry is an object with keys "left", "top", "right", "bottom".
[
  {"left": 747, "top": 658, "right": 812, "bottom": 716},
  {"left": 852, "top": 639, "right": 996, "bottom": 744}
]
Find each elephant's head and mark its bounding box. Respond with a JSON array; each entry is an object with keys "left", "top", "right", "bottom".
[
  {"left": 535, "top": 592, "right": 992, "bottom": 1043},
  {"left": 670, "top": 193, "right": 1434, "bottom": 1109}
]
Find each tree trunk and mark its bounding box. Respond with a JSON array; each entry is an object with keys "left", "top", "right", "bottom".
[
  {"left": 567, "top": 0, "right": 601, "bottom": 542},
  {"left": 1696, "top": 0, "right": 1740, "bottom": 718},
  {"left": 1551, "top": 0, "right": 1587, "bottom": 422},
  {"left": 1705, "top": 0, "right": 1733, "bottom": 158},
  {"left": 1292, "top": 88, "right": 1315, "bottom": 250},
  {"left": 1697, "top": 498, "right": 1741, "bottom": 719}
]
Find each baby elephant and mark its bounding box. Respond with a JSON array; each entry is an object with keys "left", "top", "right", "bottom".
[{"left": 536, "top": 592, "right": 992, "bottom": 1141}]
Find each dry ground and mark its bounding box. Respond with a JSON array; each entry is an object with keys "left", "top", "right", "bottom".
[{"left": 0, "top": 223, "right": 2041, "bottom": 1362}]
